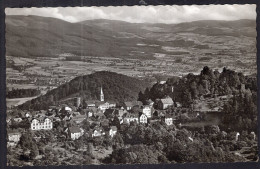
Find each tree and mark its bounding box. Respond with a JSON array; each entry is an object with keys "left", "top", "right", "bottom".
[
  {"left": 112, "top": 133, "right": 124, "bottom": 150},
  {"left": 112, "top": 116, "right": 121, "bottom": 130},
  {"left": 138, "top": 91, "right": 145, "bottom": 103},
  {"left": 29, "top": 148, "right": 39, "bottom": 159}
]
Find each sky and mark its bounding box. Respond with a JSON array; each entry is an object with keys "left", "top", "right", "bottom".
[{"left": 5, "top": 4, "right": 256, "bottom": 24}]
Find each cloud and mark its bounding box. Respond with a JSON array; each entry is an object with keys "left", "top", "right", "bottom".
[{"left": 5, "top": 4, "right": 256, "bottom": 24}]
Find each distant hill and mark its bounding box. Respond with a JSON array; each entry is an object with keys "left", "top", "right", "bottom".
[
  {"left": 6, "top": 15, "right": 256, "bottom": 59},
  {"left": 18, "top": 71, "right": 150, "bottom": 110}
]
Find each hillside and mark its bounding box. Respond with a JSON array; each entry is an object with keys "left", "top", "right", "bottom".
[
  {"left": 6, "top": 15, "right": 256, "bottom": 60},
  {"left": 147, "top": 66, "right": 257, "bottom": 107},
  {"left": 18, "top": 71, "right": 150, "bottom": 110}
]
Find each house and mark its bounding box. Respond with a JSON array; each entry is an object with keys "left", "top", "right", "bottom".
[
  {"left": 53, "top": 116, "right": 61, "bottom": 122},
  {"left": 92, "top": 127, "right": 105, "bottom": 137},
  {"left": 97, "top": 102, "right": 110, "bottom": 112},
  {"left": 161, "top": 114, "right": 174, "bottom": 126},
  {"left": 13, "top": 117, "right": 23, "bottom": 123},
  {"left": 71, "top": 111, "right": 81, "bottom": 116},
  {"left": 145, "top": 99, "right": 154, "bottom": 107},
  {"left": 6, "top": 117, "right": 12, "bottom": 124},
  {"left": 104, "top": 109, "right": 117, "bottom": 119},
  {"left": 159, "top": 81, "right": 166, "bottom": 84},
  {"left": 158, "top": 96, "right": 174, "bottom": 109},
  {"left": 176, "top": 102, "right": 182, "bottom": 108},
  {"left": 61, "top": 114, "right": 73, "bottom": 121},
  {"left": 123, "top": 101, "right": 143, "bottom": 110},
  {"left": 139, "top": 113, "right": 148, "bottom": 124},
  {"left": 86, "top": 102, "right": 96, "bottom": 108},
  {"left": 31, "top": 117, "right": 53, "bottom": 130},
  {"left": 87, "top": 107, "right": 98, "bottom": 117},
  {"left": 109, "top": 126, "right": 117, "bottom": 137},
  {"left": 7, "top": 131, "right": 22, "bottom": 147},
  {"left": 94, "top": 111, "right": 106, "bottom": 120},
  {"left": 20, "top": 112, "right": 31, "bottom": 118},
  {"left": 88, "top": 111, "right": 93, "bottom": 118},
  {"left": 142, "top": 106, "right": 153, "bottom": 118},
  {"left": 8, "top": 131, "right": 21, "bottom": 143},
  {"left": 123, "top": 113, "right": 139, "bottom": 124},
  {"left": 65, "top": 126, "right": 84, "bottom": 140},
  {"left": 109, "top": 102, "right": 117, "bottom": 108},
  {"left": 118, "top": 109, "right": 127, "bottom": 118},
  {"left": 71, "top": 114, "right": 87, "bottom": 124}
]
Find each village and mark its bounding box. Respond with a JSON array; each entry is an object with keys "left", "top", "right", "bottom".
[
  {"left": 7, "top": 84, "right": 186, "bottom": 162},
  {"left": 6, "top": 81, "right": 258, "bottom": 165},
  {"left": 7, "top": 85, "right": 180, "bottom": 143}
]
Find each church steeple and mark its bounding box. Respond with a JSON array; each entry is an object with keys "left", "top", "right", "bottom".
[{"left": 100, "top": 86, "right": 104, "bottom": 101}]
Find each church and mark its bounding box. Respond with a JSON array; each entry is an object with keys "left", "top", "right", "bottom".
[{"left": 93, "top": 87, "right": 116, "bottom": 112}]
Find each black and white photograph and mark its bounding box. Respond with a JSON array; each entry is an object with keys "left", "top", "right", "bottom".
[{"left": 5, "top": 4, "right": 258, "bottom": 166}]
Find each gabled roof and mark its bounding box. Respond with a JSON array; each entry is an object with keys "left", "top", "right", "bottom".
[
  {"left": 72, "top": 114, "right": 87, "bottom": 121},
  {"left": 118, "top": 109, "right": 127, "bottom": 117},
  {"left": 87, "top": 107, "right": 99, "bottom": 113},
  {"left": 93, "top": 126, "right": 103, "bottom": 132},
  {"left": 68, "top": 126, "right": 82, "bottom": 133},
  {"left": 160, "top": 96, "right": 174, "bottom": 104},
  {"left": 32, "top": 116, "right": 50, "bottom": 123},
  {"left": 7, "top": 130, "right": 21, "bottom": 135},
  {"left": 139, "top": 113, "right": 147, "bottom": 118},
  {"left": 85, "top": 101, "right": 95, "bottom": 105},
  {"left": 124, "top": 101, "right": 143, "bottom": 107},
  {"left": 164, "top": 113, "right": 174, "bottom": 118},
  {"left": 96, "top": 101, "right": 108, "bottom": 106},
  {"left": 125, "top": 112, "right": 139, "bottom": 118},
  {"left": 104, "top": 109, "right": 116, "bottom": 117}
]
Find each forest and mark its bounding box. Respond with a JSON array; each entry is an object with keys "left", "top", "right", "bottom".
[
  {"left": 18, "top": 71, "right": 150, "bottom": 110},
  {"left": 6, "top": 88, "right": 41, "bottom": 99},
  {"left": 138, "top": 67, "right": 257, "bottom": 133}
]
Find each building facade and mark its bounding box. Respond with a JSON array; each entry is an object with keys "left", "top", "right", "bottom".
[
  {"left": 158, "top": 96, "right": 174, "bottom": 110},
  {"left": 139, "top": 114, "right": 148, "bottom": 124},
  {"left": 142, "top": 106, "right": 152, "bottom": 118},
  {"left": 31, "top": 117, "right": 53, "bottom": 130}
]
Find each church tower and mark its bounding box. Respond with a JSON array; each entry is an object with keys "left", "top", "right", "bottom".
[{"left": 100, "top": 86, "right": 104, "bottom": 101}]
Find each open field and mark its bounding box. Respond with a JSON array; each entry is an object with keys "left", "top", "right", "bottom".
[{"left": 6, "top": 96, "right": 38, "bottom": 108}]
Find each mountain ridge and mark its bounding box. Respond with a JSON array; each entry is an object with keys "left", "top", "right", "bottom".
[{"left": 6, "top": 15, "right": 256, "bottom": 59}]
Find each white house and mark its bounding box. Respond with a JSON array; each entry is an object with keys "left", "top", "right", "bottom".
[
  {"left": 158, "top": 96, "right": 174, "bottom": 110},
  {"left": 92, "top": 128, "right": 105, "bottom": 137},
  {"left": 8, "top": 132, "right": 21, "bottom": 143},
  {"left": 123, "top": 101, "right": 143, "bottom": 111},
  {"left": 31, "top": 117, "right": 53, "bottom": 130},
  {"left": 97, "top": 102, "right": 110, "bottom": 112},
  {"left": 123, "top": 113, "right": 139, "bottom": 124},
  {"left": 162, "top": 115, "right": 173, "bottom": 126},
  {"left": 65, "top": 106, "right": 72, "bottom": 111},
  {"left": 88, "top": 111, "right": 93, "bottom": 118},
  {"left": 109, "top": 102, "right": 116, "bottom": 108},
  {"left": 139, "top": 114, "right": 148, "bottom": 124},
  {"left": 109, "top": 126, "right": 117, "bottom": 137},
  {"left": 65, "top": 126, "right": 84, "bottom": 140},
  {"left": 142, "top": 106, "right": 152, "bottom": 118},
  {"left": 13, "top": 117, "right": 23, "bottom": 123},
  {"left": 86, "top": 102, "right": 96, "bottom": 108}
]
